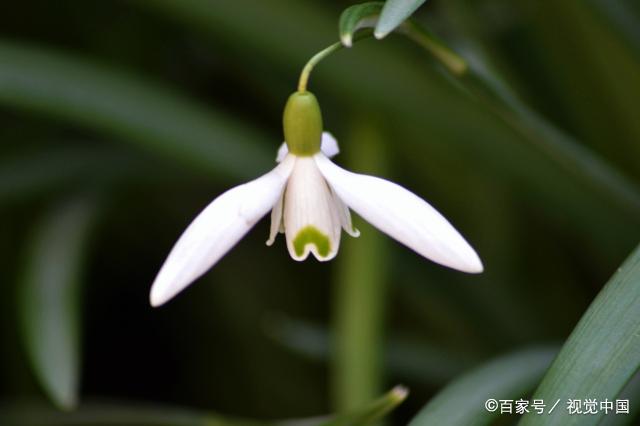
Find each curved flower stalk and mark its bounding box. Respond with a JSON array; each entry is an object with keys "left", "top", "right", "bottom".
[{"left": 150, "top": 91, "right": 482, "bottom": 307}]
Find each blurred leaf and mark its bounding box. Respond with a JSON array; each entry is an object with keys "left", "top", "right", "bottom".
[
  {"left": 507, "top": 1, "right": 640, "bottom": 164},
  {"left": 586, "top": 0, "right": 640, "bottom": 54},
  {"left": 375, "top": 0, "right": 428, "bottom": 39},
  {"left": 339, "top": 2, "right": 384, "bottom": 47},
  {"left": 0, "top": 40, "right": 272, "bottom": 180},
  {"left": 409, "top": 346, "right": 557, "bottom": 426},
  {"left": 266, "top": 316, "right": 472, "bottom": 386},
  {"left": 320, "top": 386, "right": 407, "bottom": 426},
  {"left": 0, "top": 145, "right": 208, "bottom": 206},
  {"left": 265, "top": 315, "right": 329, "bottom": 361},
  {"left": 0, "top": 402, "right": 259, "bottom": 426},
  {"left": 398, "top": 21, "right": 640, "bottom": 219},
  {"left": 399, "top": 20, "right": 468, "bottom": 74},
  {"left": 0, "top": 146, "right": 149, "bottom": 204},
  {"left": 0, "top": 387, "right": 406, "bottom": 426},
  {"left": 19, "top": 197, "right": 100, "bottom": 409},
  {"left": 135, "top": 0, "right": 326, "bottom": 66},
  {"left": 520, "top": 243, "right": 640, "bottom": 425}
]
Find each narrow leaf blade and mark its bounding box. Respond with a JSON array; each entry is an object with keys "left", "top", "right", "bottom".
[
  {"left": 320, "top": 386, "right": 408, "bottom": 426},
  {"left": 19, "top": 197, "right": 98, "bottom": 410},
  {"left": 0, "top": 388, "right": 406, "bottom": 426},
  {"left": 375, "top": 0, "right": 428, "bottom": 39},
  {"left": 0, "top": 41, "right": 271, "bottom": 180},
  {"left": 520, "top": 244, "right": 640, "bottom": 425},
  {"left": 409, "top": 347, "right": 557, "bottom": 426}
]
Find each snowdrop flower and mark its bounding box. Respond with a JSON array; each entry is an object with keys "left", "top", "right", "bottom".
[{"left": 150, "top": 91, "right": 482, "bottom": 306}]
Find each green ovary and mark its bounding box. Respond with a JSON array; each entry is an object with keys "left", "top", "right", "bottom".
[
  {"left": 283, "top": 91, "right": 323, "bottom": 156},
  {"left": 293, "top": 226, "right": 331, "bottom": 258}
]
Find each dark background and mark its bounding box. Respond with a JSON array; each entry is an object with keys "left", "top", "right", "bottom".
[{"left": 1, "top": 0, "right": 639, "bottom": 423}]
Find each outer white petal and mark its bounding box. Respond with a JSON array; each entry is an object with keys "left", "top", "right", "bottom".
[
  {"left": 150, "top": 155, "right": 296, "bottom": 307},
  {"left": 266, "top": 189, "right": 285, "bottom": 245},
  {"left": 283, "top": 157, "right": 341, "bottom": 261},
  {"left": 314, "top": 154, "right": 483, "bottom": 273},
  {"left": 276, "top": 131, "right": 340, "bottom": 162}
]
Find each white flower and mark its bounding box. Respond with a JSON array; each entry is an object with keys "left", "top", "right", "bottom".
[{"left": 150, "top": 92, "right": 482, "bottom": 307}]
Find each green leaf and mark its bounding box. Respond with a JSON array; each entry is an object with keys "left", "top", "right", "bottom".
[
  {"left": 520, "top": 244, "right": 640, "bottom": 426},
  {"left": 375, "top": 0, "right": 428, "bottom": 39},
  {"left": 19, "top": 197, "right": 100, "bottom": 410},
  {"left": 0, "top": 41, "right": 272, "bottom": 180},
  {"left": 320, "top": 386, "right": 408, "bottom": 426},
  {"left": 339, "top": 2, "right": 384, "bottom": 47},
  {"left": 0, "top": 387, "right": 406, "bottom": 426},
  {"left": 409, "top": 346, "right": 557, "bottom": 426},
  {"left": 339, "top": 2, "right": 467, "bottom": 73}
]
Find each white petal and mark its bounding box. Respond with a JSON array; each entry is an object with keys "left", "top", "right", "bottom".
[
  {"left": 283, "top": 157, "right": 341, "bottom": 261},
  {"left": 266, "top": 189, "right": 284, "bottom": 246},
  {"left": 275, "top": 131, "right": 340, "bottom": 162},
  {"left": 315, "top": 154, "right": 483, "bottom": 273},
  {"left": 320, "top": 132, "right": 340, "bottom": 158},
  {"left": 331, "top": 188, "right": 360, "bottom": 237},
  {"left": 276, "top": 142, "right": 289, "bottom": 163},
  {"left": 150, "top": 155, "right": 296, "bottom": 307}
]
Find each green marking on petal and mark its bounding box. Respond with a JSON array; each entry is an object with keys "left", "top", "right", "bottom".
[{"left": 293, "top": 226, "right": 331, "bottom": 258}]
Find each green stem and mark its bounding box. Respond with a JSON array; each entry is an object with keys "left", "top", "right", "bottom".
[
  {"left": 298, "top": 42, "right": 343, "bottom": 92},
  {"left": 298, "top": 32, "right": 374, "bottom": 92},
  {"left": 332, "top": 119, "right": 390, "bottom": 412}
]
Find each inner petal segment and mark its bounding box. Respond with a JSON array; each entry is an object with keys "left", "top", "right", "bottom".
[{"left": 283, "top": 157, "right": 341, "bottom": 261}]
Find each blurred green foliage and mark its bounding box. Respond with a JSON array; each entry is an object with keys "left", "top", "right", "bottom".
[{"left": 1, "top": 0, "right": 639, "bottom": 425}]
